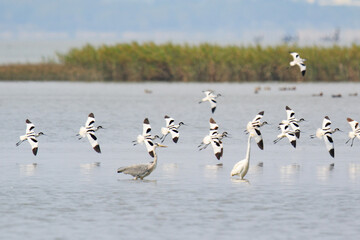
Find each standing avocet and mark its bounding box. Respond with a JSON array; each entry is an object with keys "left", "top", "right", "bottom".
[
  {"left": 274, "top": 123, "right": 297, "bottom": 148},
  {"left": 231, "top": 135, "right": 252, "bottom": 180},
  {"left": 199, "top": 90, "right": 221, "bottom": 114},
  {"left": 198, "top": 118, "right": 227, "bottom": 160},
  {"left": 246, "top": 111, "right": 268, "bottom": 150},
  {"left": 117, "top": 141, "right": 167, "bottom": 180},
  {"left": 289, "top": 52, "right": 306, "bottom": 76},
  {"left": 160, "top": 115, "right": 184, "bottom": 143},
  {"left": 133, "top": 118, "right": 159, "bottom": 157},
  {"left": 77, "top": 113, "right": 102, "bottom": 153},
  {"left": 346, "top": 118, "right": 360, "bottom": 147},
  {"left": 16, "top": 119, "right": 44, "bottom": 156},
  {"left": 310, "top": 116, "right": 340, "bottom": 158},
  {"left": 280, "top": 106, "right": 304, "bottom": 138}
]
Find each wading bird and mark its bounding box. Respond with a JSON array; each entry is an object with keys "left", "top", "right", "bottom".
[
  {"left": 198, "top": 118, "right": 227, "bottom": 160},
  {"left": 133, "top": 118, "right": 159, "bottom": 157},
  {"left": 231, "top": 135, "right": 252, "bottom": 179},
  {"left": 246, "top": 111, "right": 268, "bottom": 150},
  {"left": 274, "top": 123, "right": 297, "bottom": 148},
  {"left": 117, "top": 142, "right": 167, "bottom": 180},
  {"left": 280, "top": 106, "right": 304, "bottom": 138},
  {"left": 160, "top": 115, "right": 184, "bottom": 143},
  {"left": 199, "top": 90, "right": 221, "bottom": 114},
  {"left": 346, "top": 117, "right": 360, "bottom": 147},
  {"left": 289, "top": 52, "right": 306, "bottom": 76},
  {"left": 77, "top": 113, "right": 102, "bottom": 153},
  {"left": 310, "top": 116, "right": 340, "bottom": 158},
  {"left": 16, "top": 119, "right": 44, "bottom": 156}
]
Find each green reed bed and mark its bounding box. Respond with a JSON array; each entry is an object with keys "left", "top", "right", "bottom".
[{"left": 1, "top": 43, "right": 360, "bottom": 81}]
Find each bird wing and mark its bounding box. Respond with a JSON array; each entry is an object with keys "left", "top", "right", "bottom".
[
  {"left": 209, "top": 118, "right": 218, "bottom": 131},
  {"left": 85, "top": 113, "right": 96, "bottom": 129},
  {"left": 347, "top": 118, "right": 359, "bottom": 132},
  {"left": 286, "top": 106, "right": 295, "bottom": 120},
  {"left": 26, "top": 120, "right": 35, "bottom": 134},
  {"left": 251, "top": 111, "right": 264, "bottom": 125},
  {"left": 27, "top": 137, "right": 39, "bottom": 155},
  {"left": 290, "top": 52, "right": 299, "bottom": 61},
  {"left": 117, "top": 163, "right": 150, "bottom": 177},
  {"left": 142, "top": 118, "right": 152, "bottom": 136},
  {"left": 322, "top": 116, "right": 331, "bottom": 130},
  {"left": 144, "top": 139, "right": 155, "bottom": 158},
  {"left": 86, "top": 132, "right": 101, "bottom": 153},
  {"left": 209, "top": 98, "right": 217, "bottom": 113},
  {"left": 286, "top": 132, "right": 297, "bottom": 148},
  {"left": 210, "top": 138, "right": 222, "bottom": 160},
  {"left": 169, "top": 128, "right": 180, "bottom": 143},
  {"left": 250, "top": 128, "right": 264, "bottom": 150},
  {"left": 323, "top": 133, "right": 335, "bottom": 158},
  {"left": 296, "top": 62, "right": 306, "bottom": 76},
  {"left": 164, "top": 115, "right": 175, "bottom": 127}
]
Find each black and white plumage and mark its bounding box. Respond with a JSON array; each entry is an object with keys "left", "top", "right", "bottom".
[
  {"left": 198, "top": 118, "right": 227, "bottom": 160},
  {"left": 133, "top": 118, "right": 159, "bottom": 158},
  {"left": 246, "top": 111, "right": 267, "bottom": 150},
  {"left": 274, "top": 123, "right": 297, "bottom": 148},
  {"left": 77, "top": 113, "right": 102, "bottom": 153},
  {"left": 160, "top": 115, "right": 184, "bottom": 143},
  {"left": 16, "top": 119, "right": 44, "bottom": 156},
  {"left": 117, "top": 142, "right": 167, "bottom": 180},
  {"left": 311, "top": 116, "right": 340, "bottom": 158},
  {"left": 289, "top": 52, "right": 306, "bottom": 76},
  {"left": 346, "top": 117, "right": 360, "bottom": 147},
  {"left": 280, "top": 106, "right": 304, "bottom": 139},
  {"left": 199, "top": 90, "right": 221, "bottom": 114}
]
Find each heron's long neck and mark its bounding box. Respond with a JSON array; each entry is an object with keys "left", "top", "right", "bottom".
[{"left": 245, "top": 135, "right": 251, "bottom": 162}]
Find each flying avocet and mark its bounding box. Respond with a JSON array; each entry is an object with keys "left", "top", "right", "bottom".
[
  {"left": 199, "top": 90, "right": 221, "bottom": 114},
  {"left": 198, "top": 118, "right": 227, "bottom": 160},
  {"left": 289, "top": 52, "right": 306, "bottom": 76},
  {"left": 274, "top": 123, "right": 297, "bottom": 148},
  {"left": 160, "top": 115, "right": 184, "bottom": 143},
  {"left": 16, "top": 119, "right": 44, "bottom": 156},
  {"left": 133, "top": 118, "right": 159, "bottom": 157},
  {"left": 280, "top": 106, "right": 304, "bottom": 138},
  {"left": 77, "top": 113, "right": 102, "bottom": 153},
  {"left": 346, "top": 117, "right": 360, "bottom": 147},
  {"left": 310, "top": 116, "right": 340, "bottom": 158},
  {"left": 246, "top": 111, "right": 268, "bottom": 150}
]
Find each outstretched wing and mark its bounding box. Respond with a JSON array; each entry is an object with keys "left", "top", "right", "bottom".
[
  {"left": 322, "top": 116, "right": 331, "bottom": 130},
  {"left": 290, "top": 52, "right": 299, "bottom": 61},
  {"left": 286, "top": 132, "right": 296, "bottom": 148},
  {"left": 297, "top": 62, "right": 306, "bottom": 76},
  {"left": 142, "top": 118, "right": 152, "bottom": 136},
  {"left": 347, "top": 118, "right": 359, "bottom": 132},
  {"left": 169, "top": 128, "right": 180, "bottom": 143},
  {"left": 144, "top": 138, "right": 155, "bottom": 158},
  {"left": 85, "top": 113, "right": 96, "bottom": 129},
  {"left": 210, "top": 138, "right": 222, "bottom": 160},
  {"left": 28, "top": 137, "right": 38, "bottom": 155},
  {"left": 26, "top": 119, "right": 35, "bottom": 134},
  {"left": 250, "top": 128, "right": 264, "bottom": 150},
  {"left": 323, "top": 133, "right": 335, "bottom": 158},
  {"left": 251, "top": 111, "right": 264, "bottom": 126},
  {"left": 209, "top": 98, "right": 217, "bottom": 113},
  {"left": 209, "top": 118, "right": 219, "bottom": 131},
  {"left": 164, "top": 115, "right": 175, "bottom": 127},
  {"left": 289, "top": 121, "right": 300, "bottom": 138},
  {"left": 86, "top": 132, "right": 101, "bottom": 153},
  {"left": 285, "top": 106, "right": 295, "bottom": 120}
]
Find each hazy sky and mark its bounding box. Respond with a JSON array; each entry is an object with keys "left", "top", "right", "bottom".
[{"left": 1, "top": 0, "right": 360, "bottom": 45}]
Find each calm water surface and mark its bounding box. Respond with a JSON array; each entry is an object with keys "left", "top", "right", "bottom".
[{"left": 0, "top": 82, "right": 360, "bottom": 239}]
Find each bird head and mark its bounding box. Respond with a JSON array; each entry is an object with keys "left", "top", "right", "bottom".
[
  {"left": 299, "top": 118, "right": 305, "bottom": 122},
  {"left": 97, "top": 126, "right": 104, "bottom": 130},
  {"left": 334, "top": 128, "right": 342, "bottom": 132},
  {"left": 178, "top": 122, "right": 185, "bottom": 126},
  {"left": 38, "top": 132, "right": 45, "bottom": 136}
]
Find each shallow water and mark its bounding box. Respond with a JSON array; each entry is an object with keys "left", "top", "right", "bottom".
[{"left": 0, "top": 82, "right": 360, "bottom": 239}]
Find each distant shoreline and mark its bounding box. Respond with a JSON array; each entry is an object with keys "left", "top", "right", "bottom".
[{"left": 0, "top": 43, "right": 359, "bottom": 82}]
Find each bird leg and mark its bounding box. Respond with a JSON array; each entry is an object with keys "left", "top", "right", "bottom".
[
  {"left": 16, "top": 140, "right": 25, "bottom": 146},
  {"left": 161, "top": 134, "right": 168, "bottom": 143},
  {"left": 351, "top": 138, "right": 355, "bottom": 147},
  {"left": 345, "top": 138, "right": 351, "bottom": 144},
  {"left": 273, "top": 138, "right": 282, "bottom": 144}
]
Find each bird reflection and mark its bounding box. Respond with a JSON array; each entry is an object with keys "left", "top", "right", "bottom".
[
  {"left": 317, "top": 163, "right": 334, "bottom": 181},
  {"left": 349, "top": 163, "right": 360, "bottom": 181},
  {"left": 18, "top": 163, "right": 37, "bottom": 176},
  {"left": 204, "top": 163, "right": 223, "bottom": 179},
  {"left": 280, "top": 163, "right": 300, "bottom": 183},
  {"left": 230, "top": 178, "right": 250, "bottom": 184}
]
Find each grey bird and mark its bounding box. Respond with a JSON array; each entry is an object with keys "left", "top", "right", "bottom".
[{"left": 117, "top": 142, "right": 167, "bottom": 180}]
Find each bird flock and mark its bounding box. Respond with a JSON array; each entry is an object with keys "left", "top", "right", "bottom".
[
  {"left": 16, "top": 86, "right": 360, "bottom": 182},
  {"left": 14, "top": 52, "right": 358, "bottom": 181}
]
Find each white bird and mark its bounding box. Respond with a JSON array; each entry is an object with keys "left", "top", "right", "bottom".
[
  {"left": 77, "top": 113, "right": 102, "bottom": 153},
  {"left": 346, "top": 117, "right": 360, "bottom": 147},
  {"left": 160, "top": 115, "right": 184, "bottom": 143},
  {"left": 117, "top": 142, "right": 167, "bottom": 180},
  {"left": 231, "top": 135, "right": 252, "bottom": 179},
  {"left": 310, "top": 116, "right": 340, "bottom": 158},
  {"left": 289, "top": 52, "right": 306, "bottom": 76},
  {"left": 199, "top": 90, "right": 221, "bottom": 114},
  {"left": 280, "top": 106, "right": 304, "bottom": 138},
  {"left": 246, "top": 111, "right": 268, "bottom": 150},
  {"left": 198, "top": 118, "right": 227, "bottom": 160},
  {"left": 274, "top": 123, "right": 297, "bottom": 148},
  {"left": 133, "top": 118, "right": 159, "bottom": 157},
  {"left": 16, "top": 119, "right": 44, "bottom": 156}
]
